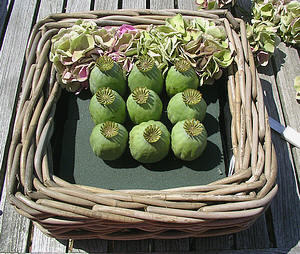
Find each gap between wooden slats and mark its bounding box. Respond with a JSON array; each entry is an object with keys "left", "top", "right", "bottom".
[{"left": 0, "top": 0, "right": 14, "bottom": 50}]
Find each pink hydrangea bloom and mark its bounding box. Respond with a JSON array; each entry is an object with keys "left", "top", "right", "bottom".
[
  {"left": 118, "top": 24, "right": 137, "bottom": 35},
  {"left": 78, "top": 66, "right": 88, "bottom": 80}
]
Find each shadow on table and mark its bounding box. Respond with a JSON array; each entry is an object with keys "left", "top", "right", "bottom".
[
  {"left": 0, "top": 0, "right": 9, "bottom": 50},
  {"left": 271, "top": 47, "right": 286, "bottom": 73},
  {"left": 104, "top": 139, "right": 223, "bottom": 173},
  {"left": 259, "top": 64, "right": 300, "bottom": 251}
]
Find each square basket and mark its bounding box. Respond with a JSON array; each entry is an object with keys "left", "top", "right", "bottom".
[{"left": 6, "top": 9, "right": 278, "bottom": 240}]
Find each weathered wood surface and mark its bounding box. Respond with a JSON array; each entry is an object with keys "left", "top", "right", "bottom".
[
  {"left": 0, "top": 0, "right": 299, "bottom": 253},
  {"left": 37, "top": 0, "right": 64, "bottom": 20},
  {"left": 30, "top": 226, "right": 67, "bottom": 253},
  {"left": 178, "top": 0, "right": 198, "bottom": 11},
  {"left": 0, "top": 0, "right": 35, "bottom": 252},
  {"left": 94, "top": 0, "right": 119, "bottom": 10},
  {"left": 0, "top": 196, "right": 30, "bottom": 253},
  {"left": 123, "top": 0, "right": 146, "bottom": 9},
  {"left": 150, "top": 0, "right": 174, "bottom": 9},
  {"left": 70, "top": 239, "right": 108, "bottom": 253},
  {"left": 66, "top": 0, "right": 91, "bottom": 12},
  {"left": 0, "top": 0, "right": 37, "bottom": 252},
  {"left": 258, "top": 62, "right": 300, "bottom": 251},
  {"left": 0, "top": 0, "right": 36, "bottom": 188},
  {"left": 273, "top": 42, "right": 300, "bottom": 187},
  {"left": 265, "top": 53, "right": 300, "bottom": 249}
]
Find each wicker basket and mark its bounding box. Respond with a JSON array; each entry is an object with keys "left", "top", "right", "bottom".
[{"left": 6, "top": 9, "right": 277, "bottom": 240}]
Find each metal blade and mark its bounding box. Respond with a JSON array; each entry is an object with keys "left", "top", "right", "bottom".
[{"left": 268, "top": 117, "right": 285, "bottom": 134}]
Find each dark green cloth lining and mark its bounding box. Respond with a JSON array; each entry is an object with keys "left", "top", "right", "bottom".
[{"left": 53, "top": 84, "right": 226, "bottom": 190}]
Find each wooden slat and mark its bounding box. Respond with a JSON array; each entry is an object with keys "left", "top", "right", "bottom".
[
  {"left": 178, "top": 0, "right": 198, "bottom": 10},
  {"left": 37, "top": 0, "right": 64, "bottom": 20},
  {"left": 0, "top": 189, "right": 30, "bottom": 252},
  {"left": 94, "top": 0, "right": 118, "bottom": 10},
  {"left": 31, "top": 226, "right": 67, "bottom": 252},
  {"left": 150, "top": 0, "right": 174, "bottom": 9},
  {"left": 260, "top": 59, "right": 300, "bottom": 249},
  {"left": 107, "top": 240, "right": 151, "bottom": 253},
  {"left": 152, "top": 239, "right": 190, "bottom": 252},
  {"left": 259, "top": 61, "right": 300, "bottom": 251},
  {"left": 123, "top": 0, "right": 146, "bottom": 9},
  {"left": 30, "top": 1, "right": 68, "bottom": 252},
  {"left": 66, "top": 0, "right": 91, "bottom": 12},
  {"left": 194, "top": 235, "right": 234, "bottom": 251},
  {"left": 70, "top": 239, "right": 108, "bottom": 253},
  {"left": 0, "top": 0, "right": 36, "bottom": 188},
  {"left": 235, "top": 215, "right": 270, "bottom": 249},
  {"left": 289, "top": 243, "right": 300, "bottom": 254},
  {"left": 272, "top": 42, "right": 300, "bottom": 184},
  {"left": 0, "top": 0, "right": 38, "bottom": 250}
]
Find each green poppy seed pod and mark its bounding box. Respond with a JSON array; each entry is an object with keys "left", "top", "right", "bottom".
[
  {"left": 126, "top": 87, "right": 163, "bottom": 124},
  {"left": 171, "top": 119, "right": 207, "bottom": 161},
  {"left": 89, "top": 87, "right": 126, "bottom": 124},
  {"left": 166, "top": 59, "right": 199, "bottom": 97},
  {"left": 89, "top": 55, "right": 126, "bottom": 96},
  {"left": 128, "top": 55, "right": 164, "bottom": 95},
  {"left": 167, "top": 88, "right": 207, "bottom": 124},
  {"left": 90, "top": 121, "right": 128, "bottom": 160},
  {"left": 129, "top": 120, "right": 170, "bottom": 163}
]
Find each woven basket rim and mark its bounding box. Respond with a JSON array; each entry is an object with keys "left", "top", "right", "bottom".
[{"left": 6, "top": 9, "right": 278, "bottom": 240}]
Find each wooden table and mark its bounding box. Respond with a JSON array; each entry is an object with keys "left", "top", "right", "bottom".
[{"left": 0, "top": 0, "right": 299, "bottom": 253}]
